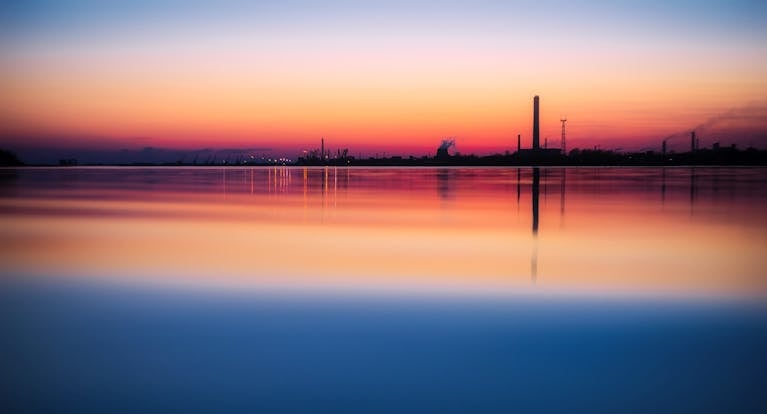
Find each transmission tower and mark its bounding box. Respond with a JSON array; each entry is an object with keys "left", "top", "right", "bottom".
[{"left": 560, "top": 117, "right": 567, "bottom": 155}]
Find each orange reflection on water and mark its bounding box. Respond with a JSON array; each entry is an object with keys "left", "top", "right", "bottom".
[{"left": 1, "top": 167, "right": 765, "bottom": 297}]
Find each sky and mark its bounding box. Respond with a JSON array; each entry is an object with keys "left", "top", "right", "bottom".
[{"left": 1, "top": 0, "right": 766, "bottom": 162}]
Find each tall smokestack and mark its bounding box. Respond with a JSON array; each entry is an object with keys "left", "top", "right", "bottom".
[
  {"left": 690, "top": 131, "right": 695, "bottom": 153},
  {"left": 533, "top": 96, "right": 540, "bottom": 150},
  {"left": 321, "top": 137, "right": 325, "bottom": 161},
  {"left": 517, "top": 134, "right": 521, "bottom": 152}
]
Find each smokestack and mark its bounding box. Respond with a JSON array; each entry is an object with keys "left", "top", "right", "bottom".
[
  {"left": 533, "top": 96, "right": 540, "bottom": 150},
  {"left": 321, "top": 137, "right": 325, "bottom": 161},
  {"left": 517, "top": 134, "right": 521, "bottom": 152},
  {"left": 690, "top": 131, "right": 695, "bottom": 153}
]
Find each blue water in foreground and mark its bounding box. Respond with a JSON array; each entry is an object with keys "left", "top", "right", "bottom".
[{"left": 1, "top": 280, "right": 765, "bottom": 414}]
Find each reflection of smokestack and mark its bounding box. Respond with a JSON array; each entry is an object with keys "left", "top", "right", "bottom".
[
  {"left": 690, "top": 131, "right": 695, "bottom": 153},
  {"left": 532, "top": 167, "right": 539, "bottom": 234},
  {"left": 533, "top": 96, "right": 540, "bottom": 150},
  {"left": 531, "top": 167, "right": 540, "bottom": 283}
]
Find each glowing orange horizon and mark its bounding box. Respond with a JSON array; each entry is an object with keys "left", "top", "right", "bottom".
[{"left": 2, "top": 4, "right": 766, "bottom": 156}]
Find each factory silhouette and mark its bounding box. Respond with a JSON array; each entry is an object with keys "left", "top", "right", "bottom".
[
  {"left": 300, "top": 95, "right": 564, "bottom": 166},
  {"left": 297, "top": 95, "right": 766, "bottom": 167}
]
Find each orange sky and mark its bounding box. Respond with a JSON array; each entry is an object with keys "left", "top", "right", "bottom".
[{"left": 1, "top": 2, "right": 766, "bottom": 158}]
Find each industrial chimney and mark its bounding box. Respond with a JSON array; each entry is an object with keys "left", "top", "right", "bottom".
[{"left": 533, "top": 96, "right": 540, "bottom": 150}]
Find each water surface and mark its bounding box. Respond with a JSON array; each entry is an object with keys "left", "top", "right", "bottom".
[
  {"left": 1, "top": 167, "right": 766, "bottom": 413},
  {"left": 1, "top": 167, "right": 765, "bottom": 296}
]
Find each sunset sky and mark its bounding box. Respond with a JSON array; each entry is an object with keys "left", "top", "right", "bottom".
[{"left": 1, "top": 1, "right": 766, "bottom": 161}]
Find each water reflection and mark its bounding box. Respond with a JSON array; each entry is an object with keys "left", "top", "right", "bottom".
[
  {"left": 690, "top": 167, "right": 696, "bottom": 217},
  {"left": 436, "top": 168, "right": 453, "bottom": 201},
  {"left": 1, "top": 167, "right": 766, "bottom": 296},
  {"left": 516, "top": 168, "right": 521, "bottom": 208},
  {"left": 531, "top": 168, "right": 540, "bottom": 284},
  {"left": 528, "top": 168, "right": 568, "bottom": 284},
  {"left": 560, "top": 169, "right": 566, "bottom": 224}
]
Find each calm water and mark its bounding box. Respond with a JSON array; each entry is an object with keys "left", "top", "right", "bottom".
[{"left": 1, "top": 167, "right": 766, "bottom": 413}]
